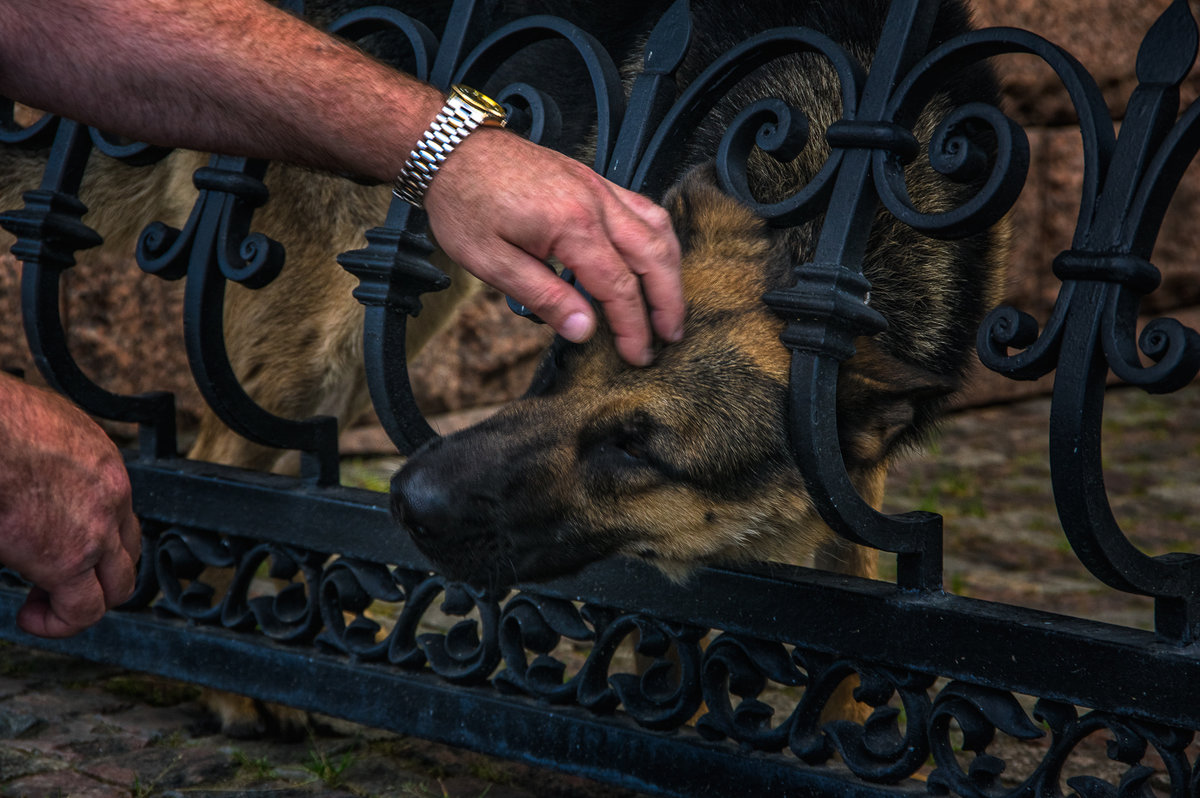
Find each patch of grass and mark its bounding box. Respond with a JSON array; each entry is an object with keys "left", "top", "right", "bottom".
[
  {"left": 468, "top": 757, "right": 517, "bottom": 786},
  {"left": 341, "top": 457, "right": 400, "bottom": 492},
  {"left": 231, "top": 749, "right": 278, "bottom": 782},
  {"left": 948, "top": 572, "right": 967, "bottom": 595},
  {"left": 912, "top": 469, "right": 986, "bottom": 519},
  {"left": 152, "top": 730, "right": 186, "bottom": 749},
  {"left": 303, "top": 745, "right": 357, "bottom": 788},
  {"left": 0, "top": 651, "right": 35, "bottom": 678}
]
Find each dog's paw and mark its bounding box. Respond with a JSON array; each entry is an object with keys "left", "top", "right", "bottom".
[{"left": 202, "top": 689, "right": 310, "bottom": 740}]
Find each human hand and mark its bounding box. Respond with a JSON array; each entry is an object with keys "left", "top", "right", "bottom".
[
  {"left": 0, "top": 375, "right": 141, "bottom": 637},
  {"left": 424, "top": 128, "right": 684, "bottom": 367}
]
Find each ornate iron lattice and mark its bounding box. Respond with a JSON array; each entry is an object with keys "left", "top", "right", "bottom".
[{"left": 2, "top": 0, "right": 1200, "bottom": 795}]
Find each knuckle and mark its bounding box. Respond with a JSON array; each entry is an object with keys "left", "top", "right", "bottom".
[
  {"left": 601, "top": 270, "right": 641, "bottom": 304},
  {"left": 96, "top": 458, "right": 133, "bottom": 511},
  {"left": 520, "top": 279, "right": 571, "bottom": 316},
  {"left": 556, "top": 199, "right": 598, "bottom": 232},
  {"left": 645, "top": 203, "right": 674, "bottom": 233}
]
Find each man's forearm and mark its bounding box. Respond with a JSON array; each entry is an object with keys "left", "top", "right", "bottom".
[{"left": 0, "top": 0, "right": 440, "bottom": 182}]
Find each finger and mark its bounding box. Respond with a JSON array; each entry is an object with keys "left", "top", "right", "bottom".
[
  {"left": 117, "top": 506, "right": 142, "bottom": 564},
  {"left": 557, "top": 233, "right": 654, "bottom": 366},
  {"left": 473, "top": 240, "right": 598, "bottom": 344},
  {"left": 16, "top": 573, "right": 106, "bottom": 638},
  {"left": 95, "top": 544, "right": 137, "bottom": 609},
  {"left": 606, "top": 187, "right": 685, "bottom": 343}
]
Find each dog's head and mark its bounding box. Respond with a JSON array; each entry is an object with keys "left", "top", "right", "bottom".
[{"left": 391, "top": 169, "right": 965, "bottom": 590}]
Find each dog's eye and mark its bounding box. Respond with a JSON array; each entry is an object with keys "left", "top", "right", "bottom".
[
  {"left": 584, "top": 432, "right": 655, "bottom": 472},
  {"left": 615, "top": 438, "right": 648, "bottom": 463}
]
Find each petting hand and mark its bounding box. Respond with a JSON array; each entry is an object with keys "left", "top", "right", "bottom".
[
  {"left": 0, "top": 374, "right": 141, "bottom": 638},
  {"left": 425, "top": 127, "right": 685, "bottom": 367}
]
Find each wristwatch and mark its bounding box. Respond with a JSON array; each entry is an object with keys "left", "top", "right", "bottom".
[{"left": 392, "top": 84, "right": 509, "bottom": 208}]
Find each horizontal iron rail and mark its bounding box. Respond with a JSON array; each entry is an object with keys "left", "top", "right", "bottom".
[
  {"left": 0, "top": 593, "right": 910, "bottom": 798},
  {"left": 128, "top": 453, "right": 1200, "bottom": 731}
]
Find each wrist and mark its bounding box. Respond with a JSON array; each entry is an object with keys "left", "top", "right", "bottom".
[{"left": 392, "top": 85, "right": 509, "bottom": 208}]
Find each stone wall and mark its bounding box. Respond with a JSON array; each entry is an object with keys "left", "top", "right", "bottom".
[
  {"left": 957, "top": 0, "right": 1200, "bottom": 404},
  {"left": 1, "top": 0, "right": 1196, "bottom": 442}
]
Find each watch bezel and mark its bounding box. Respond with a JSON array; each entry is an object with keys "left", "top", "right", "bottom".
[{"left": 449, "top": 84, "right": 508, "bottom": 126}]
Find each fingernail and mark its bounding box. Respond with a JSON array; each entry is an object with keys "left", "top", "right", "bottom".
[
  {"left": 669, "top": 324, "right": 684, "bottom": 342},
  {"left": 561, "top": 312, "right": 593, "bottom": 343}
]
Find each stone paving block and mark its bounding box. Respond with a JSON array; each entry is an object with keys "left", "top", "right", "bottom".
[
  {"left": 0, "top": 769, "right": 129, "bottom": 798},
  {"left": 0, "top": 679, "right": 27, "bottom": 703},
  {"left": 97, "top": 703, "right": 201, "bottom": 746},
  {"left": 0, "top": 708, "right": 40, "bottom": 741},
  {"left": 0, "top": 745, "right": 65, "bottom": 782},
  {"left": 0, "top": 690, "right": 128, "bottom": 731}
]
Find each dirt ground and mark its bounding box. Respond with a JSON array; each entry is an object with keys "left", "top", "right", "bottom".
[{"left": 0, "top": 385, "right": 1197, "bottom": 796}]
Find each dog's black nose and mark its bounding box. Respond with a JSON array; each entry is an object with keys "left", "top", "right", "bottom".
[{"left": 390, "top": 462, "right": 455, "bottom": 542}]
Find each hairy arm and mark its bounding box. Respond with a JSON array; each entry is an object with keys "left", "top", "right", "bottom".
[
  {"left": 0, "top": 373, "right": 140, "bottom": 638},
  {"left": 0, "top": 0, "right": 440, "bottom": 180},
  {"left": 0, "top": 0, "right": 684, "bottom": 363}
]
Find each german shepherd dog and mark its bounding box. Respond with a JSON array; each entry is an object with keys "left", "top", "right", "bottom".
[
  {"left": 0, "top": 0, "right": 1005, "bottom": 736},
  {"left": 391, "top": 0, "right": 1007, "bottom": 588}
]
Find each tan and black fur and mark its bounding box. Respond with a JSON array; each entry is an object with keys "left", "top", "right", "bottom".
[
  {"left": 1, "top": 0, "right": 1006, "bottom": 735},
  {"left": 392, "top": 0, "right": 1009, "bottom": 591}
]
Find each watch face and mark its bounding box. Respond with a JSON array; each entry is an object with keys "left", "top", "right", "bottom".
[{"left": 451, "top": 85, "right": 507, "bottom": 123}]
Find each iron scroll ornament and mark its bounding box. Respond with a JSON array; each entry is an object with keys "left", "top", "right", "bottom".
[
  {"left": 977, "top": 0, "right": 1200, "bottom": 644},
  {"left": 335, "top": 0, "right": 631, "bottom": 453},
  {"left": 0, "top": 118, "right": 179, "bottom": 459}
]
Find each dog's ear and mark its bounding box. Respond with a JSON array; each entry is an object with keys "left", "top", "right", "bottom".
[
  {"left": 835, "top": 338, "right": 961, "bottom": 468},
  {"left": 661, "top": 164, "right": 719, "bottom": 256},
  {"left": 661, "top": 162, "right": 769, "bottom": 255}
]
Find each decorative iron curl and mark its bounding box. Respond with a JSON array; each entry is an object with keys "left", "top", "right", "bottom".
[
  {"left": 886, "top": 27, "right": 1114, "bottom": 244},
  {"left": 696, "top": 634, "right": 809, "bottom": 755},
  {"left": 582, "top": 610, "right": 705, "bottom": 729},
  {"left": 153, "top": 527, "right": 247, "bottom": 623},
  {"left": 0, "top": 100, "right": 59, "bottom": 147},
  {"left": 494, "top": 593, "right": 598, "bottom": 703},
  {"left": 490, "top": 82, "right": 563, "bottom": 149},
  {"left": 139, "top": 155, "right": 341, "bottom": 483},
  {"left": 874, "top": 102, "right": 1028, "bottom": 240},
  {"left": 636, "top": 26, "right": 864, "bottom": 203},
  {"left": 979, "top": 4, "right": 1200, "bottom": 387},
  {"left": 977, "top": 290, "right": 1073, "bottom": 382},
  {"left": 326, "top": 6, "right": 439, "bottom": 82},
  {"left": 495, "top": 599, "right": 705, "bottom": 730},
  {"left": 698, "top": 636, "right": 933, "bottom": 783},
  {"left": 0, "top": 120, "right": 178, "bottom": 457},
  {"left": 1100, "top": 286, "right": 1200, "bottom": 395},
  {"left": 452, "top": 14, "right": 626, "bottom": 174},
  {"left": 220, "top": 543, "right": 325, "bottom": 643},
  {"left": 714, "top": 97, "right": 845, "bottom": 227},
  {"left": 928, "top": 683, "right": 1194, "bottom": 798},
  {"left": 317, "top": 558, "right": 410, "bottom": 660},
  {"left": 193, "top": 166, "right": 286, "bottom": 289},
  {"left": 385, "top": 577, "right": 501, "bottom": 684},
  {"left": 823, "top": 666, "right": 935, "bottom": 784}
]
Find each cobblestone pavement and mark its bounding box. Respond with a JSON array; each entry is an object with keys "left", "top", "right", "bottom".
[{"left": 0, "top": 385, "right": 1196, "bottom": 797}]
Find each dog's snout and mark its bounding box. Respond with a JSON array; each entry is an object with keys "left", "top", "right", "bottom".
[{"left": 391, "top": 463, "right": 456, "bottom": 541}]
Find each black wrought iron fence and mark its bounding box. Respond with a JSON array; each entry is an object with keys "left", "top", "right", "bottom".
[{"left": 3, "top": 0, "right": 1200, "bottom": 795}]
